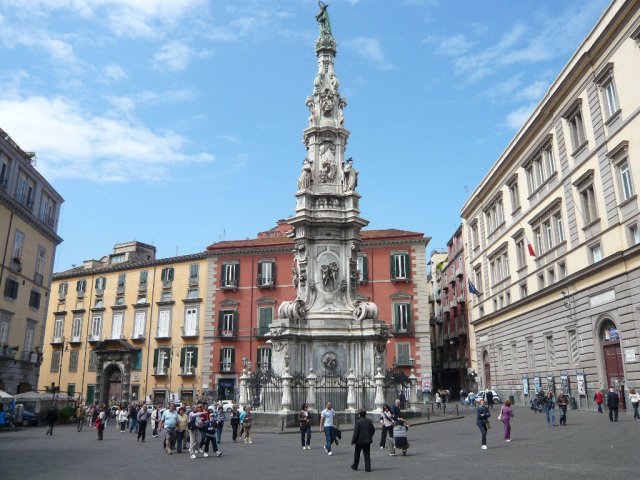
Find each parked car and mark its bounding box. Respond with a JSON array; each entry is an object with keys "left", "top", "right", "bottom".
[
  {"left": 21, "top": 410, "right": 39, "bottom": 426},
  {"left": 474, "top": 390, "right": 502, "bottom": 405},
  {"left": 209, "top": 400, "right": 236, "bottom": 413}
]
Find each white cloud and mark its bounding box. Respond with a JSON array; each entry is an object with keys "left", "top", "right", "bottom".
[
  {"left": 0, "top": 14, "right": 78, "bottom": 65},
  {"left": 102, "top": 63, "right": 127, "bottom": 81},
  {"left": 2, "top": 0, "right": 208, "bottom": 38},
  {"left": 436, "top": 0, "right": 608, "bottom": 83},
  {"left": 433, "top": 34, "right": 473, "bottom": 57},
  {"left": 0, "top": 95, "right": 214, "bottom": 182},
  {"left": 345, "top": 36, "right": 395, "bottom": 71},
  {"left": 153, "top": 41, "right": 193, "bottom": 72},
  {"left": 506, "top": 103, "right": 536, "bottom": 130}
]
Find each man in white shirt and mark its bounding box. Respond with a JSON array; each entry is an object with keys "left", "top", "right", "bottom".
[{"left": 320, "top": 401, "right": 339, "bottom": 456}]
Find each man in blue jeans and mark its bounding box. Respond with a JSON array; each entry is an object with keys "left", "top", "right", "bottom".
[
  {"left": 320, "top": 401, "right": 339, "bottom": 456},
  {"left": 545, "top": 392, "right": 557, "bottom": 426}
]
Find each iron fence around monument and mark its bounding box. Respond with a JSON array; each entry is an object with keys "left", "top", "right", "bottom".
[{"left": 246, "top": 370, "right": 411, "bottom": 412}]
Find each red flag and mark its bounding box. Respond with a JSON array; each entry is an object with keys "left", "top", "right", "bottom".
[{"left": 525, "top": 233, "right": 537, "bottom": 258}]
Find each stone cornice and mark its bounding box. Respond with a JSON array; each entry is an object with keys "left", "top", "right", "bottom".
[{"left": 0, "top": 188, "right": 63, "bottom": 245}]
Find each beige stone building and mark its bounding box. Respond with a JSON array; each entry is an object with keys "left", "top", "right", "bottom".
[
  {"left": 39, "top": 242, "right": 210, "bottom": 406},
  {"left": 0, "top": 128, "right": 63, "bottom": 394},
  {"left": 462, "top": 0, "right": 640, "bottom": 409}
]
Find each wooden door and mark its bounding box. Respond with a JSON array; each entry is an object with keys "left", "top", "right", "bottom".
[
  {"left": 603, "top": 343, "right": 625, "bottom": 410},
  {"left": 484, "top": 362, "right": 491, "bottom": 389}
]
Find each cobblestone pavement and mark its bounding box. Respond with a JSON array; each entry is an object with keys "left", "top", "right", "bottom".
[{"left": 0, "top": 407, "right": 637, "bottom": 479}]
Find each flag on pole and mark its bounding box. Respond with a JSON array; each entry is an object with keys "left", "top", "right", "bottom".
[
  {"left": 468, "top": 279, "right": 482, "bottom": 297},
  {"left": 524, "top": 233, "right": 537, "bottom": 258}
]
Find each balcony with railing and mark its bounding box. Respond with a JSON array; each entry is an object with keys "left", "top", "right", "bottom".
[
  {"left": 180, "top": 366, "right": 196, "bottom": 376},
  {"left": 39, "top": 212, "right": 56, "bottom": 228},
  {"left": 181, "top": 326, "right": 199, "bottom": 339},
  {"left": 392, "top": 356, "right": 415, "bottom": 368},
  {"left": 9, "top": 257, "right": 22, "bottom": 273},
  {"left": 257, "top": 275, "right": 275, "bottom": 289},
  {"left": 220, "top": 278, "right": 239, "bottom": 291},
  {"left": 50, "top": 336, "right": 64, "bottom": 345},
  {"left": 88, "top": 335, "right": 101, "bottom": 343},
  {"left": 391, "top": 323, "right": 414, "bottom": 336},
  {"left": 17, "top": 192, "right": 34, "bottom": 210},
  {"left": 219, "top": 362, "right": 235, "bottom": 373},
  {"left": 131, "top": 333, "right": 145, "bottom": 342},
  {"left": 153, "top": 367, "right": 168, "bottom": 376},
  {"left": 69, "top": 335, "right": 82, "bottom": 345},
  {"left": 188, "top": 276, "right": 199, "bottom": 286},
  {"left": 33, "top": 272, "right": 44, "bottom": 286},
  {"left": 218, "top": 329, "right": 238, "bottom": 339},
  {"left": 155, "top": 329, "right": 171, "bottom": 340}
]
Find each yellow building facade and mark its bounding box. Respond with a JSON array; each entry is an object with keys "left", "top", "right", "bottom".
[
  {"left": 0, "top": 128, "right": 63, "bottom": 394},
  {"left": 39, "top": 242, "right": 210, "bottom": 406}
]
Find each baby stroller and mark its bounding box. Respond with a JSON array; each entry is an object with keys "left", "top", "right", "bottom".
[
  {"left": 530, "top": 390, "right": 547, "bottom": 413},
  {"left": 390, "top": 419, "right": 410, "bottom": 456}
]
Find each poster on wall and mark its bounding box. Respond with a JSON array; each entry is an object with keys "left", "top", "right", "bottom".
[
  {"left": 560, "top": 372, "right": 570, "bottom": 395},
  {"left": 533, "top": 376, "right": 541, "bottom": 393},
  {"left": 576, "top": 372, "right": 586, "bottom": 396},
  {"left": 546, "top": 375, "right": 554, "bottom": 393},
  {"left": 522, "top": 377, "right": 529, "bottom": 395},
  {"left": 421, "top": 373, "right": 432, "bottom": 393}
]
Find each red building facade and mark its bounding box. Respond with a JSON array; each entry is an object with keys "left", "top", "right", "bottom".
[{"left": 203, "top": 221, "right": 430, "bottom": 400}]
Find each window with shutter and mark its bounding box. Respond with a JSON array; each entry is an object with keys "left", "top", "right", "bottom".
[
  {"left": 139, "top": 270, "right": 148, "bottom": 288},
  {"left": 391, "top": 253, "right": 410, "bottom": 281},
  {"left": 133, "top": 350, "right": 142, "bottom": 370},
  {"left": 219, "top": 310, "right": 237, "bottom": 337},
  {"left": 258, "top": 307, "right": 272, "bottom": 336},
  {"left": 133, "top": 311, "right": 146, "bottom": 338},
  {"left": 69, "top": 350, "right": 79, "bottom": 372},
  {"left": 395, "top": 343, "right": 410, "bottom": 366},
  {"left": 111, "top": 312, "right": 124, "bottom": 339},
  {"left": 184, "top": 308, "right": 198, "bottom": 336},
  {"left": 189, "top": 264, "right": 199, "bottom": 284},
  {"left": 71, "top": 316, "right": 82, "bottom": 342},
  {"left": 158, "top": 310, "right": 171, "bottom": 337}
]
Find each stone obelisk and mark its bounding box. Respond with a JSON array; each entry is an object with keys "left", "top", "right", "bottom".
[{"left": 269, "top": 2, "right": 389, "bottom": 377}]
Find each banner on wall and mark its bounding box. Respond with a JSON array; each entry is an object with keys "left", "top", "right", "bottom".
[
  {"left": 522, "top": 377, "right": 529, "bottom": 395},
  {"left": 560, "top": 372, "right": 570, "bottom": 395},
  {"left": 533, "top": 376, "right": 541, "bottom": 393},
  {"left": 576, "top": 372, "right": 586, "bottom": 396}
]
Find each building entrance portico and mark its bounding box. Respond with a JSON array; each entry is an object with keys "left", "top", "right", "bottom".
[
  {"left": 600, "top": 319, "right": 625, "bottom": 410},
  {"left": 93, "top": 339, "right": 135, "bottom": 406}
]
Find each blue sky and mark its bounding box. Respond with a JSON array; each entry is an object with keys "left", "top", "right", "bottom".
[{"left": 0, "top": 0, "right": 610, "bottom": 271}]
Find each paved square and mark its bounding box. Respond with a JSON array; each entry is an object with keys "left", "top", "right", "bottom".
[{"left": 0, "top": 408, "right": 636, "bottom": 479}]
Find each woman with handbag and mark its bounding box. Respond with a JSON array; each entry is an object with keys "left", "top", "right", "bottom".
[
  {"left": 476, "top": 399, "right": 491, "bottom": 450},
  {"left": 499, "top": 399, "right": 513, "bottom": 442},
  {"left": 379, "top": 404, "right": 394, "bottom": 449}
]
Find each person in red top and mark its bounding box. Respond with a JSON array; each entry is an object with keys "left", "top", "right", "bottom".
[{"left": 594, "top": 389, "right": 604, "bottom": 413}]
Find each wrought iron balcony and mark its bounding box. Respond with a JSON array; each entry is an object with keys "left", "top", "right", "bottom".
[
  {"left": 180, "top": 367, "right": 195, "bottom": 376},
  {"left": 257, "top": 275, "right": 275, "bottom": 288},
  {"left": 220, "top": 278, "right": 239, "bottom": 290},
  {"left": 219, "top": 362, "right": 235, "bottom": 373},
  {"left": 392, "top": 357, "right": 415, "bottom": 368},
  {"left": 391, "top": 324, "right": 414, "bottom": 336},
  {"left": 181, "top": 327, "right": 199, "bottom": 339},
  {"left": 218, "top": 329, "right": 238, "bottom": 339}
]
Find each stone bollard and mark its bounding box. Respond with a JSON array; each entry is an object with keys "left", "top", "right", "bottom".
[
  {"left": 346, "top": 369, "right": 356, "bottom": 412},
  {"left": 281, "top": 368, "right": 292, "bottom": 411},
  {"left": 239, "top": 368, "right": 249, "bottom": 406},
  {"left": 306, "top": 368, "right": 317, "bottom": 411},
  {"left": 374, "top": 367, "right": 385, "bottom": 412}
]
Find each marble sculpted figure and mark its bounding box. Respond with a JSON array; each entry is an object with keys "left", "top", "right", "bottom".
[
  {"left": 343, "top": 157, "right": 358, "bottom": 192},
  {"left": 298, "top": 158, "right": 312, "bottom": 190}
]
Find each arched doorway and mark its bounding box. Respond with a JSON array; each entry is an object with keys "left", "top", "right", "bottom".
[
  {"left": 600, "top": 320, "right": 625, "bottom": 410},
  {"left": 104, "top": 363, "right": 123, "bottom": 405},
  {"left": 482, "top": 350, "right": 491, "bottom": 389}
]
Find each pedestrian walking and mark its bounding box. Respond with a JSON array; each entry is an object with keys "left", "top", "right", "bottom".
[
  {"left": 320, "top": 401, "right": 337, "bottom": 455},
  {"left": 176, "top": 407, "right": 188, "bottom": 453},
  {"left": 499, "top": 399, "right": 514, "bottom": 441},
  {"left": 97, "top": 405, "right": 106, "bottom": 440},
  {"left": 391, "top": 398, "right": 402, "bottom": 420},
  {"left": 151, "top": 405, "right": 161, "bottom": 437},
  {"left": 390, "top": 418, "right": 410, "bottom": 456},
  {"left": 350, "top": 409, "right": 375, "bottom": 472},
  {"left": 137, "top": 404, "right": 149, "bottom": 442},
  {"left": 468, "top": 391, "right": 476, "bottom": 408},
  {"left": 545, "top": 392, "right": 557, "bottom": 426},
  {"left": 486, "top": 389, "right": 494, "bottom": 408},
  {"left": 242, "top": 406, "right": 253, "bottom": 444},
  {"left": 378, "top": 404, "right": 394, "bottom": 449},
  {"left": 188, "top": 404, "right": 207, "bottom": 459},
  {"left": 202, "top": 416, "right": 223, "bottom": 457},
  {"left": 299, "top": 403, "right": 312, "bottom": 450},
  {"left": 594, "top": 389, "right": 604, "bottom": 413},
  {"left": 435, "top": 392, "right": 441, "bottom": 409},
  {"left": 230, "top": 404, "right": 240, "bottom": 443},
  {"left": 476, "top": 399, "right": 490, "bottom": 450},
  {"left": 629, "top": 388, "right": 640, "bottom": 420},
  {"left": 557, "top": 393, "right": 569, "bottom": 426},
  {"left": 76, "top": 405, "right": 85, "bottom": 432},
  {"left": 607, "top": 388, "right": 619, "bottom": 422},
  {"left": 117, "top": 405, "right": 128, "bottom": 432},
  {"left": 128, "top": 404, "right": 138, "bottom": 433},
  {"left": 45, "top": 406, "right": 57, "bottom": 435},
  {"left": 160, "top": 402, "right": 179, "bottom": 454},
  {"left": 215, "top": 406, "right": 225, "bottom": 443}
]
